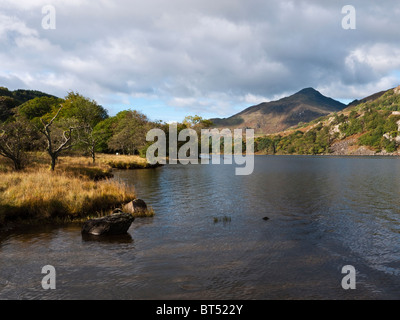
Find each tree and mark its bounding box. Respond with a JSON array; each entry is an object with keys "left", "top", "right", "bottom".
[
  {"left": 61, "top": 92, "right": 108, "bottom": 164},
  {"left": 182, "top": 115, "right": 213, "bottom": 155},
  {"left": 0, "top": 96, "right": 18, "bottom": 122},
  {"left": 40, "top": 105, "right": 79, "bottom": 171},
  {"left": 0, "top": 118, "right": 36, "bottom": 170},
  {"left": 17, "top": 96, "right": 63, "bottom": 122},
  {"left": 183, "top": 115, "right": 213, "bottom": 130},
  {"left": 92, "top": 117, "right": 118, "bottom": 153},
  {"left": 108, "top": 110, "right": 150, "bottom": 155}
]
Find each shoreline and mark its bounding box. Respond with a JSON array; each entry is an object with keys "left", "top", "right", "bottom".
[
  {"left": 0, "top": 153, "right": 159, "bottom": 233},
  {"left": 2, "top": 152, "right": 398, "bottom": 233},
  {"left": 204, "top": 151, "right": 400, "bottom": 157},
  {"left": 253, "top": 152, "right": 400, "bottom": 157}
]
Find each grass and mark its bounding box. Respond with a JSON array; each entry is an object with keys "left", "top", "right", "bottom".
[
  {"left": 57, "top": 153, "right": 151, "bottom": 168},
  {"left": 213, "top": 216, "right": 232, "bottom": 223},
  {"left": 0, "top": 169, "right": 136, "bottom": 226},
  {"left": 0, "top": 152, "right": 157, "bottom": 229},
  {"left": 0, "top": 152, "right": 161, "bottom": 178},
  {"left": 137, "top": 206, "right": 156, "bottom": 218},
  {"left": 100, "top": 154, "right": 161, "bottom": 169}
]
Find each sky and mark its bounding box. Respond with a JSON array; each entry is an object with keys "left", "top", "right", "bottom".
[{"left": 1, "top": 0, "right": 400, "bottom": 122}]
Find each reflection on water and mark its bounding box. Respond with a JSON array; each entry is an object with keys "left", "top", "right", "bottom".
[
  {"left": 81, "top": 233, "right": 134, "bottom": 244},
  {"left": 1, "top": 156, "right": 400, "bottom": 299}
]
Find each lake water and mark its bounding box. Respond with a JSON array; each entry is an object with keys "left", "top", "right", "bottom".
[{"left": 1, "top": 155, "right": 400, "bottom": 299}]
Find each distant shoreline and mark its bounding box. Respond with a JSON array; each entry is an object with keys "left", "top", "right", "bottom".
[
  {"left": 203, "top": 152, "right": 400, "bottom": 157},
  {"left": 253, "top": 152, "right": 400, "bottom": 157},
  {"left": 254, "top": 153, "right": 400, "bottom": 157}
]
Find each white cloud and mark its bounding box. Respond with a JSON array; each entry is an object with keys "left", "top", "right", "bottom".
[
  {"left": 0, "top": 13, "right": 37, "bottom": 39},
  {"left": 0, "top": 0, "right": 400, "bottom": 120},
  {"left": 241, "top": 93, "right": 270, "bottom": 105},
  {"left": 346, "top": 44, "right": 400, "bottom": 74}
]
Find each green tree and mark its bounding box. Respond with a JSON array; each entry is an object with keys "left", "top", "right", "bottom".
[
  {"left": 0, "top": 96, "right": 18, "bottom": 122},
  {"left": 183, "top": 115, "right": 213, "bottom": 130},
  {"left": 108, "top": 110, "right": 151, "bottom": 155},
  {"left": 92, "top": 117, "right": 117, "bottom": 153},
  {"left": 17, "top": 96, "right": 63, "bottom": 122},
  {"left": 61, "top": 92, "right": 108, "bottom": 163}
]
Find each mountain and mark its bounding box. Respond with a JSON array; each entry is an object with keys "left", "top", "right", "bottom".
[
  {"left": 346, "top": 89, "right": 388, "bottom": 108},
  {"left": 211, "top": 87, "right": 346, "bottom": 134},
  {"left": 254, "top": 85, "right": 400, "bottom": 156}
]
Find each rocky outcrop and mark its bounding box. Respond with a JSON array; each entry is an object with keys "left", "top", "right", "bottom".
[
  {"left": 123, "top": 199, "right": 148, "bottom": 215},
  {"left": 330, "top": 137, "right": 400, "bottom": 156},
  {"left": 81, "top": 212, "right": 134, "bottom": 236},
  {"left": 330, "top": 136, "right": 376, "bottom": 155}
]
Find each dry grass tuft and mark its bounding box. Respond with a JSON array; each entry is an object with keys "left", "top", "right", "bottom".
[
  {"left": 97, "top": 154, "right": 159, "bottom": 169},
  {"left": 0, "top": 169, "right": 137, "bottom": 226},
  {"left": 0, "top": 152, "right": 158, "bottom": 228}
]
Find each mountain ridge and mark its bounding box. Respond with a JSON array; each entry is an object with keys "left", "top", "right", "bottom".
[
  {"left": 211, "top": 87, "right": 346, "bottom": 134},
  {"left": 254, "top": 85, "right": 400, "bottom": 156}
]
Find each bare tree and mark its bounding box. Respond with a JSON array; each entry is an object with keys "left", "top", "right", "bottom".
[
  {"left": 77, "top": 125, "right": 97, "bottom": 164},
  {"left": 0, "top": 119, "right": 35, "bottom": 171},
  {"left": 40, "top": 105, "right": 78, "bottom": 171}
]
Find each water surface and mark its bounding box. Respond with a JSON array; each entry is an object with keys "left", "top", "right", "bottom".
[{"left": 1, "top": 156, "right": 400, "bottom": 299}]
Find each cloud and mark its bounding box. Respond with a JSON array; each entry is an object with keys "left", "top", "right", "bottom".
[{"left": 0, "top": 0, "right": 400, "bottom": 120}]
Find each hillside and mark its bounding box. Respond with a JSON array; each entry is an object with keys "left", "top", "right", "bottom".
[
  {"left": 254, "top": 85, "right": 400, "bottom": 155},
  {"left": 346, "top": 90, "right": 388, "bottom": 109},
  {"left": 211, "top": 88, "right": 346, "bottom": 134},
  {"left": 0, "top": 86, "right": 57, "bottom": 121}
]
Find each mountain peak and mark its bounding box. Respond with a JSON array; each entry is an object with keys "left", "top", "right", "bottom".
[
  {"left": 211, "top": 87, "right": 346, "bottom": 134},
  {"left": 296, "top": 87, "right": 320, "bottom": 95}
]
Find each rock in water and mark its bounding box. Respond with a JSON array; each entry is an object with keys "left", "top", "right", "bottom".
[
  {"left": 81, "top": 212, "right": 134, "bottom": 236},
  {"left": 123, "top": 199, "right": 148, "bottom": 215}
]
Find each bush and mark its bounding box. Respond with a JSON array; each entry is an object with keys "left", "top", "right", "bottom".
[{"left": 359, "top": 132, "right": 382, "bottom": 148}]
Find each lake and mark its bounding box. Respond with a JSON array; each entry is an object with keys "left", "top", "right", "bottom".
[{"left": 1, "top": 155, "right": 400, "bottom": 299}]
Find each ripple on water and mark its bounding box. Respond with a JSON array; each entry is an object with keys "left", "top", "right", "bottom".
[{"left": 2, "top": 157, "right": 400, "bottom": 299}]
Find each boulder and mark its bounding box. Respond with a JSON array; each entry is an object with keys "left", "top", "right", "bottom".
[
  {"left": 123, "top": 199, "right": 147, "bottom": 215},
  {"left": 81, "top": 212, "right": 134, "bottom": 236}
]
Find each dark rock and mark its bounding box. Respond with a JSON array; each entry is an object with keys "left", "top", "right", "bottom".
[
  {"left": 81, "top": 212, "right": 134, "bottom": 236},
  {"left": 123, "top": 199, "right": 147, "bottom": 215},
  {"left": 262, "top": 217, "right": 269, "bottom": 221}
]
